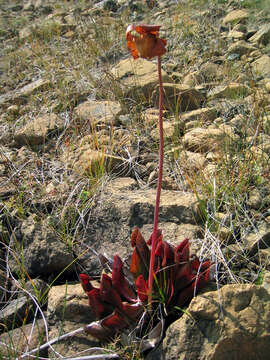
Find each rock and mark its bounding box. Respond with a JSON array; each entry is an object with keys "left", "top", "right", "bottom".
[
  {"left": 24, "top": 278, "right": 49, "bottom": 301},
  {"left": 0, "top": 296, "right": 32, "bottom": 331},
  {"left": 14, "top": 113, "right": 64, "bottom": 147},
  {"left": 199, "top": 62, "right": 223, "bottom": 82},
  {"left": 208, "top": 83, "right": 251, "bottom": 99},
  {"left": 9, "top": 216, "right": 74, "bottom": 278},
  {"left": 0, "top": 319, "right": 46, "bottom": 358},
  {"left": 152, "top": 83, "right": 205, "bottom": 111},
  {"left": 47, "top": 283, "right": 100, "bottom": 358},
  {"left": 222, "top": 9, "right": 249, "bottom": 26},
  {"left": 106, "top": 177, "right": 137, "bottom": 192},
  {"left": 227, "top": 29, "right": 245, "bottom": 40},
  {"left": 182, "top": 71, "right": 200, "bottom": 87},
  {"left": 259, "top": 248, "right": 270, "bottom": 270},
  {"left": 141, "top": 222, "right": 203, "bottom": 250},
  {"left": 110, "top": 58, "right": 172, "bottom": 100},
  {"left": 0, "top": 79, "right": 50, "bottom": 106},
  {"left": 0, "top": 269, "right": 8, "bottom": 304},
  {"left": 166, "top": 148, "right": 206, "bottom": 172},
  {"left": 249, "top": 24, "right": 270, "bottom": 45},
  {"left": 183, "top": 62, "right": 223, "bottom": 86},
  {"left": 163, "top": 284, "right": 270, "bottom": 360},
  {"left": 247, "top": 188, "right": 263, "bottom": 210},
  {"left": 252, "top": 55, "right": 270, "bottom": 78},
  {"left": 74, "top": 100, "right": 122, "bottom": 126},
  {"left": 182, "top": 127, "right": 226, "bottom": 153},
  {"left": 177, "top": 107, "right": 217, "bottom": 126},
  {"left": 62, "top": 144, "right": 125, "bottom": 176},
  {"left": 262, "top": 270, "right": 270, "bottom": 293},
  {"left": 227, "top": 40, "right": 257, "bottom": 56},
  {"left": 0, "top": 178, "right": 17, "bottom": 199},
  {"left": 245, "top": 222, "right": 270, "bottom": 256},
  {"left": 47, "top": 283, "right": 96, "bottom": 324},
  {"left": 151, "top": 120, "right": 175, "bottom": 140}
]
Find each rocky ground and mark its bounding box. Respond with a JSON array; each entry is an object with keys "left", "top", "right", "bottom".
[{"left": 1, "top": 0, "right": 270, "bottom": 359}]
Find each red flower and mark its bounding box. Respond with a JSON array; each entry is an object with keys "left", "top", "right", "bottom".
[{"left": 126, "top": 24, "right": 166, "bottom": 60}]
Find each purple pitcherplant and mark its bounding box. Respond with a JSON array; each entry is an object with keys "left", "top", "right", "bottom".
[
  {"left": 80, "top": 24, "right": 211, "bottom": 342},
  {"left": 80, "top": 228, "right": 211, "bottom": 341}
]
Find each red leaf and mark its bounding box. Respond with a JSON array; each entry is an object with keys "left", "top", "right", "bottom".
[
  {"left": 155, "top": 241, "right": 174, "bottom": 267},
  {"left": 147, "top": 229, "right": 162, "bottom": 245},
  {"left": 154, "top": 240, "right": 163, "bottom": 257},
  {"left": 101, "top": 311, "right": 128, "bottom": 331},
  {"left": 131, "top": 227, "right": 139, "bottom": 247},
  {"left": 175, "top": 238, "right": 189, "bottom": 263},
  {"left": 100, "top": 274, "right": 123, "bottom": 311},
  {"left": 174, "top": 263, "right": 194, "bottom": 294},
  {"left": 88, "top": 288, "right": 108, "bottom": 319},
  {"left": 112, "top": 255, "right": 137, "bottom": 302},
  {"left": 130, "top": 229, "right": 150, "bottom": 280},
  {"left": 130, "top": 248, "right": 142, "bottom": 279},
  {"left": 136, "top": 274, "right": 148, "bottom": 303},
  {"left": 175, "top": 260, "right": 211, "bottom": 307},
  {"left": 122, "top": 302, "right": 143, "bottom": 321},
  {"left": 80, "top": 273, "right": 95, "bottom": 293}
]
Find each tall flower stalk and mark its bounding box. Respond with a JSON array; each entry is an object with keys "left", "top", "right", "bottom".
[
  {"left": 126, "top": 24, "right": 166, "bottom": 307},
  {"left": 148, "top": 55, "right": 164, "bottom": 306}
]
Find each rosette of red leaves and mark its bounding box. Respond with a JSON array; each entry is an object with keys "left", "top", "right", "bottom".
[{"left": 80, "top": 228, "right": 211, "bottom": 343}]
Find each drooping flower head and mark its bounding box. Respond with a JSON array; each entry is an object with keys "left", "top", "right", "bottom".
[{"left": 126, "top": 24, "right": 166, "bottom": 60}]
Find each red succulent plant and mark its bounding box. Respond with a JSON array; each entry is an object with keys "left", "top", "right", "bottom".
[{"left": 80, "top": 228, "right": 211, "bottom": 342}]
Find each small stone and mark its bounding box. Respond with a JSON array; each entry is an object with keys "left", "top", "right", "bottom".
[
  {"left": 182, "top": 127, "right": 229, "bottom": 153},
  {"left": 0, "top": 79, "right": 50, "bottom": 106},
  {"left": 248, "top": 188, "right": 263, "bottom": 210},
  {"left": 208, "top": 83, "right": 251, "bottom": 99},
  {"left": 7, "top": 104, "right": 19, "bottom": 114},
  {"left": 252, "top": 55, "right": 270, "bottom": 78},
  {"left": 151, "top": 120, "right": 174, "bottom": 140},
  {"left": 0, "top": 296, "right": 31, "bottom": 331},
  {"left": 47, "top": 283, "right": 99, "bottom": 358},
  {"left": 152, "top": 83, "right": 205, "bottom": 111},
  {"left": 74, "top": 100, "right": 122, "bottom": 126},
  {"left": 14, "top": 113, "right": 64, "bottom": 146},
  {"left": 177, "top": 107, "right": 217, "bottom": 125},
  {"left": 227, "top": 29, "right": 245, "bottom": 40},
  {"left": 227, "top": 40, "right": 257, "bottom": 56},
  {"left": 62, "top": 142, "right": 125, "bottom": 176},
  {"left": 245, "top": 222, "right": 270, "bottom": 255},
  {"left": 0, "top": 320, "right": 46, "bottom": 358},
  {"left": 262, "top": 270, "right": 270, "bottom": 293},
  {"left": 222, "top": 9, "right": 249, "bottom": 25},
  {"left": 249, "top": 24, "right": 270, "bottom": 45}
]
